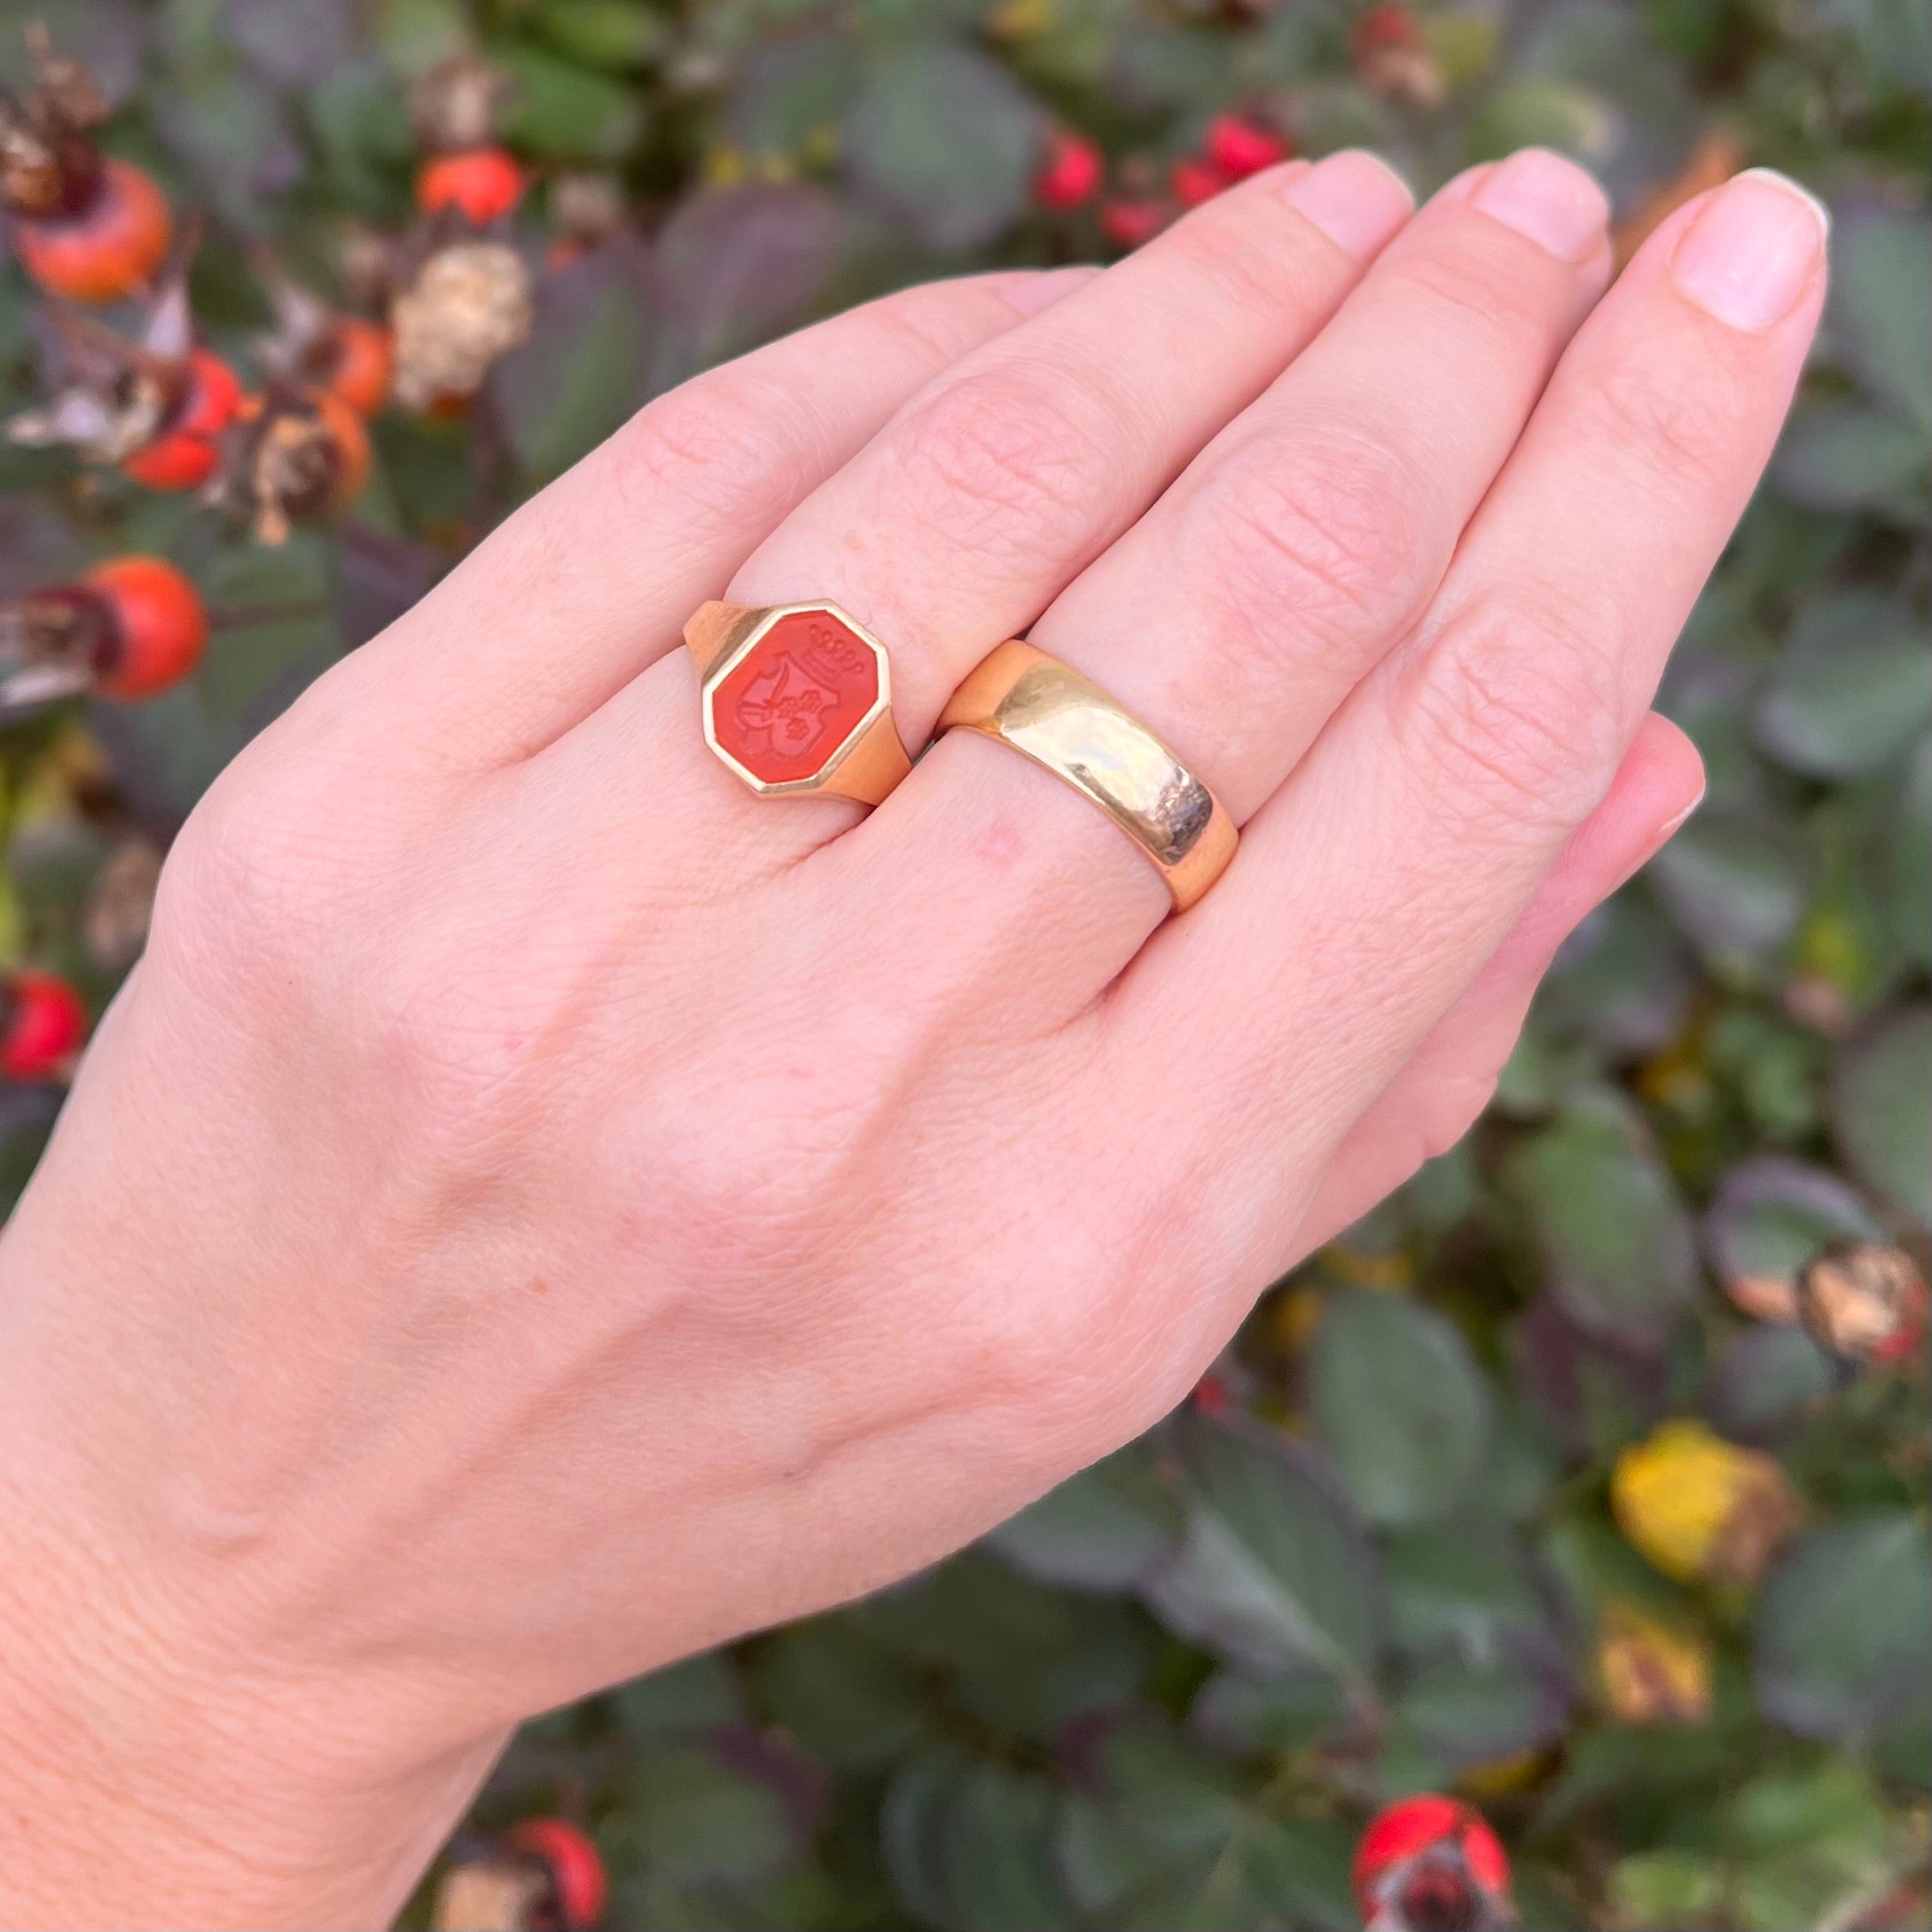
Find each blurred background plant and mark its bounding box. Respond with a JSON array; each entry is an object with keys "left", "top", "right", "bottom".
[{"left": 1, "top": 0, "right": 1927, "bottom": 1927}]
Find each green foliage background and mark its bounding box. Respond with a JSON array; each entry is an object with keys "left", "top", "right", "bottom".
[{"left": 2, "top": 1, "right": 1928, "bottom": 1926}]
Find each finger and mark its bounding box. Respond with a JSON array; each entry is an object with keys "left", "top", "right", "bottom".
[
  {"left": 1117, "top": 169, "right": 1826, "bottom": 1235},
  {"left": 1292, "top": 714, "right": 1702, "bottom": 1253},
  {"left": 332, "top": 268, "right": 1098, "bottom": 766},
  {"left": 841, "top": 150, "right": 1614, "bottom": 1010},
  {"left": 1029, "top": 147, "right": 1612, "bottom": 822},
  {"left": 548, "top": 152, "right": 1415, "bottom": 852}
]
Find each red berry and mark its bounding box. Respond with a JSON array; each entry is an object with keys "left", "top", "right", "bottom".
[
  {"left": 121, "top": 351, "right": 242, "bottom": 493},
  {"left": 1171, "top": 156, "right": 1229, "bottom": 207},
  {"left": 1099, "top": 196, "right": 1169, "bottom": 250},
  {"left": 1191, "top": 1373, "right": 1232, "bottom": 1415},
  {"left": 505, "top": 1818, "right": 607, "bottom": 1931},
  {"left": 1354, "top": 1796, "right": 1511, "bottom": 1932},
  {"left": 83, "top": 556, "right": 209, "bottom": 700},
  {"left": 1203, "top": 113, "right": 1291, "bottom": 181},
  {"left": 120, "top": 430, "right": 218, "bottom": 491},
  {"left": 12, "top": 158, "right": 173, "bottom": 305},
  {"left": 1034, "top": 129, "right": 1104, "bottom": 212},
  {"left": 0, "top": 972, "right": 88, "bottom": 1080},
  {"left": 416, "top": 147, "right": 526, "bottom": 225},
  {"left": 1355, "top": 2, "right": 1427, "bottom": 56}
]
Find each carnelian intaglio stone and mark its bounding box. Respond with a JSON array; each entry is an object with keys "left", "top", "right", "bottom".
[{"left": 709, "top": 609, "right": 880, "bottom": 786}]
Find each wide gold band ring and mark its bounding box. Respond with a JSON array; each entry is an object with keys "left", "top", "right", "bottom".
[
  {"left": 938, "top": 640, "right": 1238, "bottom": 911},
  {"left": 685, "top": 599, "right": 912, "bottom": 805}
]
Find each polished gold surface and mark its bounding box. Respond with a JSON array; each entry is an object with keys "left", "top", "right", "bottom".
[
  {"left": 938, "top": 640, "right": 1238, "bottom": 911},
  {"left": 683, "top": 598, "right": 912, "bottom": 806}
]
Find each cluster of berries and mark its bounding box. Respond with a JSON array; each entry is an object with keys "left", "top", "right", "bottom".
[
  {"left": 1032, "top": 111, "right": 1294, "bottom": 250},
  {"left": 0, "top": 35, "right": 547, "bottom": 1092}
]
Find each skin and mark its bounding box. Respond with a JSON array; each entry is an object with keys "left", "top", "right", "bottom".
[{"left": 0, "top": 147, "right": 1825, "bottom": 1928}]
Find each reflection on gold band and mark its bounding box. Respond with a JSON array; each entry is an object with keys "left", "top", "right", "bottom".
[{"left": 938, "top": 641, "right": 1238, "bottom": 911}]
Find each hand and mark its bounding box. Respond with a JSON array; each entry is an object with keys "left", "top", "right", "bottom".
[{"left": 0, "top": 149, "right": 1823, "bottom": 1928}]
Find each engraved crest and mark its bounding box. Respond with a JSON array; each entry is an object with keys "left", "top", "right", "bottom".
[{"left": 731, "top": 647, "right": 842, "bottom": 762}]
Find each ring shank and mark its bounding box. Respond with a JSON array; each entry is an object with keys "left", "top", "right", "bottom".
[{"left": 938, "top": 641, "right": 1238, "bottom": 911}]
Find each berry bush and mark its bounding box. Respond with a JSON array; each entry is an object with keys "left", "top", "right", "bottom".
[{"left": 2, "top": 2, "right": 1927, "bottom": 1927}]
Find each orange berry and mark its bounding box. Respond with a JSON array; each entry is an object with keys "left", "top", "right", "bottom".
[
  {"left": 0, "top": 971, "right": 89, "bottom": 1080},
  {"left": 322, "top": 317, "right": 393, "bottom": 416},
  {"left": 312, "top": 388, "right": 372, "bottom": 507},
  {"left": 83, "top": 555, "right": 209, "bottom": 700},
  {"left": 416, "top": 147, "right": 525, "bottom": 225},
  {"left": 13, "top": 158, "right": 172, "bottom": 304}
]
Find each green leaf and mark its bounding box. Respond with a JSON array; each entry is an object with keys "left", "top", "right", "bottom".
[
  {"left": 1385, "top": 1650, "right": 1573, "bottom": 1774},
  {"left": 1831, "top": 1005, "right": 1932, "bottom": 1229},
  {"left": 1143, "top": 1415, "right": 1383, "bottom": 1697},
  {"left": 1648, "top": 808, "right": 1809, "bottom": 974},
  {"left": 1889, "top": 736, "right": 1932, "bottom": 968},
  {"left": 497, "top": 39, "right": 646, "bottom": 160},
  {"left": 883, "top": 1752, "right": 1075, "bottom": 1932},
  {"left": 1060, "top": 1722, "right": 1357, "bottom": 1932},
  {"left": 626, "top": 1739, "right": 800, "bottom": 1879},
  {"left": 1756, "top": 591, "right": 1932, "bottom": 778},
  {"left": 1308, "top": 1289, "right": 1491, "bottom": 1526},
  {"left": 988, "top": 1436, "right": 1181, "bottom": 1592},
  {"left": 1831, "top": 213, "right": 1932, "bottom": 434},
  {"left": 1727, "top": 1760, "right": 1900, "bottom": 1932},
  {"left": 1773, "top": 401, "right": 1929, "bottom": 517},
  {"left": 1753, "top": 1513, "right": 1932, "bottom": 1744},
  {"left": 489, "top": 246, "right": 658, "bottom": 483},
  {"left": 531, "top": 0, "right": 667, "bottom": 70},
  {"left": 843, "top": 42, "right": 1044, "bottom": 251},
  {"left": 750, "top": 1619, "right": 924, "bottom": 1770},
  {"left": 655, "top": 184, "right": 843, "bottom": 367},
  {"left": 1707, "top": 1325, "right": 1835, "bottom": 1443},
  {"left": 1188, "top": 1668, "right": 1351, "bottom": 1757},
  {"left": 606, "top": 1650, "right": 745, "bottom": 1735},
  {"left": 1505, "top": 1089, "right": 1700, "bottom": 1344}
]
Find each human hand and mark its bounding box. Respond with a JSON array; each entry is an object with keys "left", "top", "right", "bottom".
[{"left": 0, "top": 148, "right": 1825, "bottom": 1928}]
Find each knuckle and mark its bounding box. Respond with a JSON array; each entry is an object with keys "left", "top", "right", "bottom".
[
  {"left": 1185, "top": 427, "right": 1431, "bottom": 660},
  {"left": 156, "top": 746, "right": 360, "bottom": 997},
  {"left": 1400, "top": 584, "right": 1624, "bottom": 833},
  {"left": 1387, "top": 239, "right": 1559, "bottom": 346},
  {"left": 1584, "top": 352, "right": 1744, "bottom": 479},
  {"left": 604, "top": 371, "right": 810, "bottom": 536},
  {"left": 880, "top": 364, "right": 1113, "bottom": 569},
  {"left": 1165, "top": 200, "right": 1320, "bottom": 319}
]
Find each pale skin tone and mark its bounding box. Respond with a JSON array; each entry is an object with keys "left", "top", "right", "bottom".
[{"left": 0, "top": 148, "right": 1825, "bottom": 1928}]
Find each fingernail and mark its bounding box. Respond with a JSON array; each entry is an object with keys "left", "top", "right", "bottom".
[
  {"left": 1656, "top": 781, "right": 1707, "bottom": 841},
  {"left": 1670, "top": 169, "right": 1827, "bottom": 331},
  {"left": 1284, "top": 149, "right": 1415, "bottom": 259},
  {"left": 1003, "top": 264, "right": 1102, "bottom": 315},
  {"left": 1471, "top": 147, "right": 1609, "bottom": 262}
]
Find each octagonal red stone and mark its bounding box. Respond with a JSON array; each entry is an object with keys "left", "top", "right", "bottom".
[{"left": 708, "top": 608, "right": 880, "bottom": 786}]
